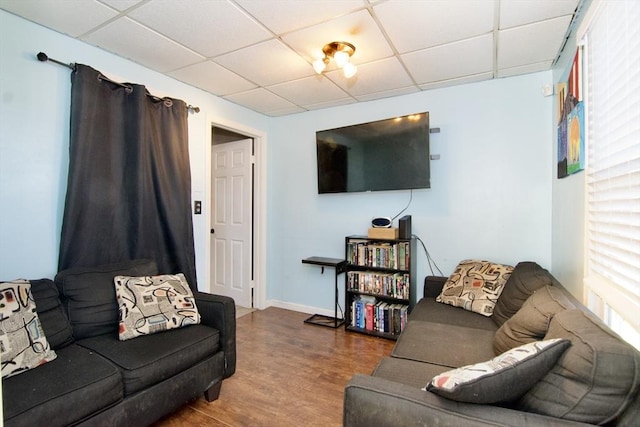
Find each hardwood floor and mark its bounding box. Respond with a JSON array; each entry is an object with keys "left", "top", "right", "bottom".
[{"left": 152, "top": 307, "right": 395, "bottom": 427}]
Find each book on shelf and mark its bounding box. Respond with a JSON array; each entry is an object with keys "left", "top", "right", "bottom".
[
  {"left": 347, "top": 271, "right": 410, "bottom": 299},
  {"left": 346, "top": 239, "right": 410, "bottom": 270},
  {"left": 365, "top": 302, "right": 374, "bottom": 330},
  {"left": 350, "top": 297, "right": 409, "bottom": 335},
  {"left": 351, "top": 295, "right": 376, "bottom": 329}
]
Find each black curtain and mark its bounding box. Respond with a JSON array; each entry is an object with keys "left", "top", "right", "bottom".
[{"left": 58, "top": 64, "right": 197, "bottom": 288}]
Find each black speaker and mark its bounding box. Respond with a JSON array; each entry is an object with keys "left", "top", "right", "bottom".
[
  {"left": 398, "top": 215, "right": 412, "bottom": 239},
  {"left": 371, "top": 217, "right": 392, "bottom": 228}
]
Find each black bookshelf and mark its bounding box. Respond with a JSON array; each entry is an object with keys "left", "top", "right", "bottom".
[{"left": 344, "top": 235, "right": 417, "bottom": 340}]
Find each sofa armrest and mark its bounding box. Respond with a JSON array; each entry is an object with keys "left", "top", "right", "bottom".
[
  {"left": 344, "top": 375, "right": 592, "bottom": 427},
  {"left": 194, "top": 292, "right": 236, "bottom": 378},
  {"left": 424, "top": 276, "right": 448, "bottom": 298}
]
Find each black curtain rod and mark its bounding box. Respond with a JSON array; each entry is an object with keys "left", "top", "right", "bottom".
[{"left": 37, "top": 52, "right": 200, "bottom": 113}]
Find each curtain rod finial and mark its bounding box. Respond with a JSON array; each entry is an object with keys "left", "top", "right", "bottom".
[{"left": 37, "top": 52, "right": 75, "bottom": 70}]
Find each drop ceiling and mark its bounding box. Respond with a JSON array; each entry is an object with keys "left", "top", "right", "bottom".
[{"left": 1, "top": 0, "right": 582, "bottom": 117}]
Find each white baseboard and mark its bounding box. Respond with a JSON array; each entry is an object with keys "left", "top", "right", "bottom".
[{"left": 265, "top": 299, "right": 341, "bottom": 318}]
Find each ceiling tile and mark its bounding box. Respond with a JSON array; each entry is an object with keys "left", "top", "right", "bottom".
[
  {"left": 374, "top": 0, "right": 495, "bottom": 53},
  {"left": 235, "top": 0, "right": 364, "bottom": 34},
  {"left": 497, "top": 61, "right": 552, "bottom": 78},
  {"left": 498, "top": 16, "right": 572, "bottom": 69},
  {"left": 223, "top": 87, "right": 300, "bottom": 115},
  {"left": 267, "top": 76, "right": 352, "bottom": 107},
  {"left": 266, "top": 106, "right": 307, "bottom": 116},
  {"left": 500, "top": 0, "right": 579, "bottom": 29},
  {"left": 355, "top": 85, "right": 420, "bottom": 102},
  {"left": 169, "top": 60, "right": 257, "bottom": 96},
  {"left": 214, "top": 39, "right": 314, "bottom": 86},
  {"left": 402, "top": 34, "right": 493, "bottom": 85},
  {"left": 99, "top": 0, "right": 145, "bottom": 12},
  {"left": 418, "top": 72, "right": 493, "bottom": 91},
  {"left": 282, "top": 9, "right": 393, "bottom": 66},
  {"left": 129, "top": 0, "right": 273, "bottom": 57},
  {"left": 82, "top": 17, "right": 204, "bottom": 72},
  {"left": 327, "top": 57, "right": 415, "bottom": 97},
  {"left": 0, "top": 0, "right": 118, "bottom": 37},
  {"left": 303, "top": 98, "right": 357, "bottom": 111}
]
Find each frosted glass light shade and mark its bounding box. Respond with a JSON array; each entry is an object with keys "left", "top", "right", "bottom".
[
  {"left": 333, "top": 50, "right": 349, "bottom": 68},
  {"left": 313, "top": 58, "right": 327, "bottom": 74},
  {"left": 343, "top": 62, "right": 357, "bottom": 78}
]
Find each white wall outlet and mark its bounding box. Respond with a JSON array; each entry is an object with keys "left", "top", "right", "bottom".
[{"left": 542, "top": 84, "right": 554, "bottom": 97}]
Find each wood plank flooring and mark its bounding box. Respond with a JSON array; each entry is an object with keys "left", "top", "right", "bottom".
[{"left": 151, "top": 307, "right": 395, "bottom": 427}]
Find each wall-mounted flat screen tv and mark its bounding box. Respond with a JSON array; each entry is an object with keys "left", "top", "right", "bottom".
[{"left": 316, "top": 112, "right": 430, "bottom": 194}]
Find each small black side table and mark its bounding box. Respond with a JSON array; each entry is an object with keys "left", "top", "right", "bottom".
[{"left": 302, "top": 256, "right": 347, "bottom": 329}]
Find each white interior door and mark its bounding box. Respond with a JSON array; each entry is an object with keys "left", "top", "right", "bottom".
[{"left": 211, "top": 138, "right": 253, "bottom": 307}]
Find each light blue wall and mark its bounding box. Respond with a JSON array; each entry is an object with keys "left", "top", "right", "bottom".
[
  {"left": 0, "top": 11, "right": 269, "bottom": 284},
  {"left": 2, "top": 10, "right": 557, "bottom": 316},
  {"left": 268, "top": 73, "right": 554, "bottom": 311},
  {"left": 550, "top": 0, "right": 592, "bottom": 301}
]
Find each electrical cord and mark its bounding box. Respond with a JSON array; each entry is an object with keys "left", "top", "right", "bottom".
[
  {"left": 414, "top": 234, "right": 443, "bottom": 277},
  {"left": 388, "top": 189, "right": 443, "bottom": 276},
  {"left": 391, "top": 189, "right": 413, "bottom": 221}
]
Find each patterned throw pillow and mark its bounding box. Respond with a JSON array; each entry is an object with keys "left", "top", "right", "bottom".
[
  {"left": 425, "top": 338, "right": 570, "bottom": 403},
  {"left": 0, "top": 280, "right": 57, "bottom": 378},
  {"left": 114, "top": 274, "right": 200, "bottom": 341},
  {"left": 436, "top": 260, "right": 514, "bottom": 316}
]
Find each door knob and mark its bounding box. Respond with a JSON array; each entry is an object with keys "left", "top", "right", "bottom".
[{"left": 210, "top": 228, "right": 215, "bottom": 234}]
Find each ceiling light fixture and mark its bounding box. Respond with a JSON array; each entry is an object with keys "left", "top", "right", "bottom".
[{"left": 313, "top": 41, "right": 357, "bottom": 78}]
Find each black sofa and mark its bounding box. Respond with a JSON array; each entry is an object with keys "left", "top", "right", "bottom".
[
  {"left": 344, "top": 261, "right": 640, "bottom": 426},
  {"left": 2, "top": 259, "right": 236, "bottom": 427}
]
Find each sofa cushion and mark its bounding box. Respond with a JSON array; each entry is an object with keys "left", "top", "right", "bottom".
[
  {"left": 492, "top": 262, "right": 558, "bottom": 327},
  {"left": 0, "top": 280, "right": 57, "bottom": 378},
  {"left": 114, "top": 273, "right": 200, "bottom": 341},
  {"left": 410, "top": 298, "right": 498, "bottom": 331},
  {"left": 2, "top": 343, "right": 122, "bottom": 426},
  {"left": 436, "top": 260, "right": 513, "bottom": 317},
  {"left": 392, "top": 320, "right": 496, "bottom": 368},
  {"left": 425, "top": 338, "right": 570, "bottom": 404},
  {"left": 493, "top": 285, "right": 574, "bottom": 354},
  {"left": 517, "top": 309, "right": 640, "bottom": 424},
  {"left": 77, "top": 324, "right": 220, "bottom": 396},
  {"left": 55, "top": 259, "right": 158, "bottom": 339},
  {"left": 30, "top": 278, "right": 74, "bottom": 350},
  {"left": 373, "top": 357, "right": 450, "bottom": 389}
]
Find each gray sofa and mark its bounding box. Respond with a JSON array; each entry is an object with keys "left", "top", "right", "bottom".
[
  {"left": 2, "top": 259, "right": 236, "bottom": 427},
  {"left": 344, "top": 261, "right": 640, "bottom": 426}
]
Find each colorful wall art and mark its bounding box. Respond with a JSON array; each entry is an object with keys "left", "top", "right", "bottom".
[{"left": 557, "top": 49, "right": 585, "bottom": 178}]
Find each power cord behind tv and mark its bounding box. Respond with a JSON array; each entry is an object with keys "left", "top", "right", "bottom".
[{"left": 391, "top": 189, "right": 413, "bottom": 221}]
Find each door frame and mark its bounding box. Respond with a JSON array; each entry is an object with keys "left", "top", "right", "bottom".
[{"left": 205, "top": 115, "right": 267, "bottom": 310}]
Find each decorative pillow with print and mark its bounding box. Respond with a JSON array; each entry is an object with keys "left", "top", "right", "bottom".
[
  {"left": 0, "top": 280, "right": 57, "bottom": 378},
  {"left": 425, "top": 338, "right": 570, "bottom": 404},
  {"left": 114, "top": 274, "right": 200, "bottom": 341},
  {"left": 436, "top": 260, "right": 514, "bottom": 316}
]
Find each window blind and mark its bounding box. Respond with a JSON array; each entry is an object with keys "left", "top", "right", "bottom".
[{"left": 582, "top": 0, "right": 640, "bottom": 350}]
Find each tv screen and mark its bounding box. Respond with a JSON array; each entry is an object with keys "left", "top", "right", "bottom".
[{"left": 316, "top": 112, "right": 430, "bottom": 194}]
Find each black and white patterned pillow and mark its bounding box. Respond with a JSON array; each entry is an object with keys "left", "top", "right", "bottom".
[
  {"left": 425, "top": 338, "right": 570, "bottom": 403},
  {"left": 437, "top": 260, "right": 514, "bottom": 316},
  {"left": 114, "top": 274, "right": 200, "bottom": 341},
  {"left": 0, "top": 280, "right": 57, "bottom": 378}
]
